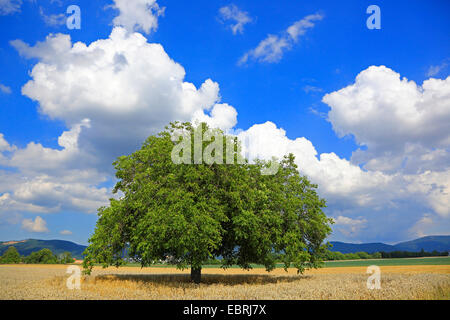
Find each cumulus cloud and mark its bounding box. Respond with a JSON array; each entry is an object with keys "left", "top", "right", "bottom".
[
  {"left": 236, "top": 122, "right": 449, "bottom": 240},
  {"left": 11, "top": 27, "right": 237, "bottom": 169},
  {"left": 237, "top": 121, "right": 393, "bottom": 209},
  {"left": 333, "top": 216, "right": 368, "bottom": 238},
  {"left": 323, "top": 66, "right": 450, "bottom": 174},
  {"left": 192, "top": 103, "right": 238, "bottom": 132},
  {"left": 59, "top": 229, "right": 72, "bottom": 235},
  {"left": 2, "top": 27, "right": 238, "bottom": 222},
  {"left": 111, "top": 0, "right": 165, "bottom": 34},
  {"left": 408, "top": 214, "right": 434, "bottom": 238},
  {"left": 233, "top": 65, "right": 450, "bottom": 241},
  {"left": 0, "top": 134, "right": 14, "bottom": 152},
  {"left": 218, "top": 4, "right": 252, "bottom": 35},
  {"left": 239, "top": 13, "right": 323, "bottom": 64},
  {"left": 0, "top": 122, "right": 110, "bottom": 215},
  {"left": 0, "top": 0, "right": 21, "bottom": 16},
  {"left": 22, "top": 216, "right": 48, "bottom": 233}
]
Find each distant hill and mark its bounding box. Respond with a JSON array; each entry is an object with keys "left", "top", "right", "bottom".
[
  {"left": 0, "top": 239, "right": 87, "bottom": 259},
  {"left": 330, "top": 235, "right": 450, "bottom": 254},
  {"left": 394, "top": 236, "right": 450, "bottom": 252},
  {"left": 329, "top": 241, "right": 395, "bottom": 254},
  {"left": 1, "top": 235, "right": 449, "bottom": 258}
]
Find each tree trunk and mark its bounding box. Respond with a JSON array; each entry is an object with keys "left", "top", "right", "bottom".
[{"left": 191, "top": 267, "right": 201, "bottom": 284}]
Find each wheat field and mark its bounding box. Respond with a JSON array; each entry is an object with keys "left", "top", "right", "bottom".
[{"left": 0, "top": 264, "right": 449, "bottom": 300}]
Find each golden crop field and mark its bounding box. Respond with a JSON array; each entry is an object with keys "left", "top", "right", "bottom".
[{"left": 0, "top": 264, "right": 449, "bottom": 300}]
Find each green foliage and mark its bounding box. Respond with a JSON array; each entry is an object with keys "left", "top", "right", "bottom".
[
  {"left": 58, "top": 251, "right": 75, "bottom": 264},
  {"left": 24, "top": 248, "right": 58, "bottom": 264},
  {"left": 0, "top": 246, "right": 22, "bottom": 264},
  {"left": 355, "top": 251, "right": 371, "bottom": 259},
  {"left": 342, "top": 253, "right": 359, "bottom": 260},
  {"left": 380, "top": 250, "right": 448, "bottom": 258},
  {"left": 324, "top": 256, "right": 450, "bottom": 267},
  {"left": 322, "top": 249, "right": 447, "bottom": 261},
  {"left": 83, "top": 122, "right": 333, "bottom": 281},
  {"left": 371, "top": 252, "right": 382, "bottom": 259},
  {"left": 0, "top": 246, "right": 76, "bottom": 264}
]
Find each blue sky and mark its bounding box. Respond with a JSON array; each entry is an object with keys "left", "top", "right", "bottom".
[{"left": 0, "top": 0, "right": 449, "bottom": 245}]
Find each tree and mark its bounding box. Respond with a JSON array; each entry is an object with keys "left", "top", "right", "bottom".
[
  {"left": 24, "top": 248, "right": 58, "bottom": 264},
  {"left": 356, "top": 251, "right": 371, "bottom": 259},
  {"left": 344, "top": 253, "right": 360, "bottom": 260},
  {"left": 371, "top": 252, "right": 382, "bottom": 259},
  {"left": 0, "top": 246, "right": 21, "bottom": 264},
  {"left": 83, "top": 122, "right": 332, "bottom": 283},
  {"left": 59, "top": 252, "right": 75, "bottom": 264}
]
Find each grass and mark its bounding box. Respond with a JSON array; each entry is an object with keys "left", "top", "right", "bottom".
[
  {"left": 0, "top": 264, "right": 449, "bottom": 300},
  {"left": 120, "top": 256, "right": 450, "bottom": 269},
  {"left": 322, "top": 256, "right": 450, "bottom": 268}
]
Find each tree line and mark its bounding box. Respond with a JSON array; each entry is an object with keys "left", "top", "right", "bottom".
[
  {"left": 0, "top": 246, "right": 75, "bottom": 264},
  {"left": 322, "top": 249, "right": 448, "bottom": 261},
  {"left": 201, "top": 249, "right": 448, "bottom": 264}
]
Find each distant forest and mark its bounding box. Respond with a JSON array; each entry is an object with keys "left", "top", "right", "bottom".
[
  {"left": 322, "top": 249, "right": 449, "bottom": 261},
  {"left": 1, "top": 245, "right": 448, "bottom": 265},
  {"left": 0, "top": 246, "right": 75, "bottom": 264}
]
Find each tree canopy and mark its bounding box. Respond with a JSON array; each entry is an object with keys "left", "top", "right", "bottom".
[
  {"left": 59, "top": 252, "right": 75, "bottom": 264},
  {"left": 83, "top": 122, "right": 332, "bottom": 283},
  {"left": 24, "top": 248, "right": 58, "bottom": 264},
  {"left": 0, "top": 246, "right": 21, "bottom": 264}
]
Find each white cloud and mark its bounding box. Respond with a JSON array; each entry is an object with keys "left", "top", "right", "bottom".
[
  {"left": 426, "top": 59, "right": 449, "bottom": 77},
  {"left": 408, "top": 214, "right": 434, "bottom": 238},
  {"left": 2, "top": 27, "right": 238, "bottom": 221},
  {"left": 0, "top": 192, "right": 49, "bottom": 214},
  {"left": 11, "top": 27, "right": 237, "bottom": 168},
  {"left": 4, "top": 120, "right": 90, "bottom": 174},
  {"left": 12, "top": 175, "right": 110, "bottom": 213},
  {"left": 21, "top": 216, "right": 48, "bottom": 233},
  {"left": 237, "top": 121, "right": 393, "bottom": 209},
  {"left": 239, "top": 13, "right": 323, "bottom": 64},
  {"left": 39, "top": 6, "right": 66, "bottom": 27},
  {"left": 59, "top": 229, "right": 72, "bottom": 235},
  {"left": 192, "top": 103, "right": 237, "bottom": 132},
  {"left": 219, "top": 4, "right": 252, "bottom": 35},
  {"left": 111, "top": 0, "right": 165, "bottom": 34},
  {"left": 0, "top": 0, "right": 21, "bottom": 16},
  {"left": 233, "top": 66, "right": 450, "bottom": 241},
  {"left": 303, "top": 85, "right": 323, "bottom": 94},
  {"left": 0, "top": 120, "right": 113, "bottom": 215},
  {"left": 0, "top": 134, "right": 14, "bottom": 152},
  {"left": 323, "top": 66, "right": 450, "bottom": 174},
  {"left": 286, "top": 13, "right": 323, "bottom": 41},
  {"left": 236, "top": 119, "right": 449, "bottom": 241},
  {"left": 239, "top": 35, "right": 290, "bottom": 65},
  {"left": 333, "top": 215, "right": 368, "bottom": 238},
  {"left": 405, "top": 170, "right": 450, "bottom": 218},
  {"left": 0, "top": 83, "right": 12, "bottom": 94}
]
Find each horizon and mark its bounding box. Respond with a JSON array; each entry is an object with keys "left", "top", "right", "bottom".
[{"left": 3, "top": 234, "right": 450, "bottom": 247}]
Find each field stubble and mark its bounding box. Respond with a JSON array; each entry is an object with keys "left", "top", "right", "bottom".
[{"left": 0, "top": 264, "right": 448, "bottom": 300}]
